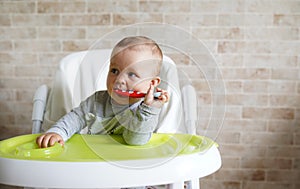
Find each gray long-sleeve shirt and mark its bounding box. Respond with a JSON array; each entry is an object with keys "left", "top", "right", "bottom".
[{"left": 47, "top": 91, "right": 161, "bottom": 145}]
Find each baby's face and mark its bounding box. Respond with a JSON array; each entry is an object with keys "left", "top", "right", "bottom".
[{"left": 107, "top": 49, "right": 160, "bottom": 105}]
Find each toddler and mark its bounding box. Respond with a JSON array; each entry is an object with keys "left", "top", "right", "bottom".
[{"left": 36, "top": 36, "right": 169, "bottom": 148}]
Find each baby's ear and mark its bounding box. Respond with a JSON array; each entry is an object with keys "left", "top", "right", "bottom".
[{"left": 151, "top": 77, "right": 161, "bottom": 87}]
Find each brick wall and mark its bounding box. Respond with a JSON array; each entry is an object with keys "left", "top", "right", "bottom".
[{"left": 0, "top": 0, "right": 299, "bottom": 189}]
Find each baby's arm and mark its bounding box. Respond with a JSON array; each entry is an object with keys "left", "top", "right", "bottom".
[
  {"left": 121, "top": 86, "right": 169, "bottom": 145},
  {"left": 36, "top": 132, "right": 64, "bottom": 148},
  {"left": 36, "top": 110, "right": 85, "bottom": 148},
  {"left": 123, "top": 129, "right": 151, "bottom": 146},
  {"left": 118, "top": 102, "right": 162, "bottom": 145},
  {"left": 36, "top": 93, "right": 97, "bottom": 148}
]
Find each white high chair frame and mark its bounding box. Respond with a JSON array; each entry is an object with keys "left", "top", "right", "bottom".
[{"left": 12, "top": 49, "right": 221, "bottom": 189}]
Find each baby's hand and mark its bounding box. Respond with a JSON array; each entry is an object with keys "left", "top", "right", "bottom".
[
  {"left": 144, "top": 84, "right": 169, "bottom": 108},
  {"left": 36, "top": 132, "right": 64, "bottom": 148}
]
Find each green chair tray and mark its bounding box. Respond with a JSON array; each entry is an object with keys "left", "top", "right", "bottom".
[{"left": 0, "top": 133, "right": 216, "bottom": 162}]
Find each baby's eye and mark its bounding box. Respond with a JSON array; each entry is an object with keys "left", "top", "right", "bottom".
[
  {"left": 110, "top": 68, "right": 119, "bottom": 75},
  {"left": 128, "top": 72, "right": 137, "bottom": 78}
]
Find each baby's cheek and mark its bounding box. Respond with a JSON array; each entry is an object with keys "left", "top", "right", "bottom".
[{"left": 133, "top": 81, "right": 151, "bottom": 92}]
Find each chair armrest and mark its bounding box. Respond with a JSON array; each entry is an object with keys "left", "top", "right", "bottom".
[{"left": 32, "top": 85, "right": 48, "bottom": 133}]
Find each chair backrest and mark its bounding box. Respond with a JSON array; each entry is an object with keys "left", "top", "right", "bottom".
[{"left": 42, "top": 49, "right": 186, "bottom": 134}]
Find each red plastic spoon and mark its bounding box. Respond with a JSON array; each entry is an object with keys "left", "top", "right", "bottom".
[{"left": 114, "top": 89, "right": 161, "bottom": 98}]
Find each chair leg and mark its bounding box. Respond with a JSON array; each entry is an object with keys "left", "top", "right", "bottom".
[
  {"left": 165, "top": 182, "right": 184, "bottom": 189},
  {"left": 189, "top": 178, "right": 200, "bottom": 189}
]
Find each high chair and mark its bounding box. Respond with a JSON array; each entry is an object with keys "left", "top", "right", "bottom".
[{"left": 0, "top": 49, "right": 221, "bottom": 189}]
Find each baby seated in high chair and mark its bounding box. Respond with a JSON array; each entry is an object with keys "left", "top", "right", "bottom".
[{"left": 36, "top": 36, "right": 170, "bottom": 148}]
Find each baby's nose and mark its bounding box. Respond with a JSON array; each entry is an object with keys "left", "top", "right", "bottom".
[{"left": 115, "top": 74, "right": 126, "bottom": 85}]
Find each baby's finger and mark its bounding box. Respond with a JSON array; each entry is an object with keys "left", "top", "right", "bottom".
[
  {"left": 55, "top": 135, "right": 64, "bottom": 146},
  {"left": 160, "top": 94, "right": 168, "bottom": 103},
  {"left": 144, "top": 84, "right": 155, "bottom": 105},
  {"left": 49, "top": 136, "right": 59, "bottom": 147},
  {"left": 155, "top": 87, "right": 161, "bottom": 91},
  {"left": 41, "top": 134, "right": 53, "bottom": 148},
  {"left": 147, "top": 84, "right": 154, "bottom": 96},
  {"left": 58, "top": 139, "right": 64, "bottom": 146},
  {"left": 159, "top": 89, "right": 169, "bottom": 102},
  {"left": 36, "top": 134, "right": 45, "bottom": 148},
  {"left": 164, "top": 92, "right": 170, "bottom": 102}
]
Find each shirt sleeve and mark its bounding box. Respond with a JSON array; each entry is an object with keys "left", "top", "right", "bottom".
[
  {"left": 117, "top": 102, "right": 161, "bottom": 145},
  {"left": 46, "top": 94, "right": 96, "bottom": 141}
]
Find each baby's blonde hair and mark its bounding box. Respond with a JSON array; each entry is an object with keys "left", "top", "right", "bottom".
[{"left": 111, "top": 36, "right": 163, "bottom": 75}]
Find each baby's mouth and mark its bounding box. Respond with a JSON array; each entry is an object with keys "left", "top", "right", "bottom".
[
  {"left": 113, "top": 89, "right": 145, "bottom": 98},
  {"left": 113, "top": 89, "right": 162, "bottom": 98}
]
